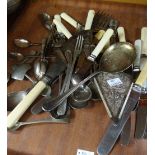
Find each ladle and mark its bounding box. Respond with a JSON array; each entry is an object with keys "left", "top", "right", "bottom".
[{"left": 14, "top": 38, "right": 41, "bottom": 48}]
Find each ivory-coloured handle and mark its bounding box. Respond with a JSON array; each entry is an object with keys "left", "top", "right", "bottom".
[
  {"left": 7, "top": 81, "right": 46, "bottom": 129},
  {"left": 53, "top": 19, "right": 72, "bottom": 39},
  {"left": 60, "top": 12, "right": 81, "bottom": 29},
  {"left": 141, "top": 27, "right": 147, "bottom": 55},
  {"left": 117, "top": 27, "right": 126, "bottom": 42},
  {"left": 95, "top": 30, "right": 105, "bottom": 40},
  {"left": 84, "top": 10, "right": 95, "bottom": 30},
  {"left": 135, "top": 62, "right": 147, "bottom": 87},
  {"left": 54, "top": 14, "right": 62, "bottom": 33},
  {"left": 134, "top": 39, "right": 142, "bottom": 68},
  {"left": 90, "top": 28, "right": 114, "bottom": 58}
]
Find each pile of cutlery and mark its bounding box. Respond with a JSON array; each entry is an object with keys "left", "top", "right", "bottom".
[{"left": 7, "top": 9, "right": 147, "bottom": 155}]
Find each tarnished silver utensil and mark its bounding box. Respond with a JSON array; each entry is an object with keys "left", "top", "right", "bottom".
[
  {"left": 33, "top": 39, "right": 48, "bottom": 80},
  {"left": 7, "top": 88, "right": 30, "bottom": 111},
  {"left": 97, "top": 63, "right": 147, "bottom": 155},
  {"left": 69, "top": 85, "right": 92, "bottom": 109},
  {"left": 8, "top": 116, "right": 69, "bottom": 131},
  {"left": 14, "top": 38, "right": 41, "bottom": 48},
  {"left": 42, "top": 71, "right": 101, "bottom": 112},
  {"left": 99, "top": 27, "right": 136, "bottom": 72},
  {"left": 8, "top": 51, "right": 55, "bottom": 62},
  {"left": 39, "top": 12, "right": 54, "bottom": 30},
  {"left": 7, "top": 61, "right": 66, "bottom": 129},
  {"left": 11, "top": 63, "right": 36, "bottom": 84},
  {"left": 8, "top": 86, "right": 52, "bottom": 111},
  {"left": 56, "top": 35, "right": 84, "bottom": 116}
]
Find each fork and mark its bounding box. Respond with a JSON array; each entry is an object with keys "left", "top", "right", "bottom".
[
  {"left": 92, "top": 11, "right": 112, "bottom": 32},
  {"left": 56, "top": 35, "right": 84, "bottom": 116}
]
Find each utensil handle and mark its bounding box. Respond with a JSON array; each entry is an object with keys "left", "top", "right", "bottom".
[
  {"left": 135, "top": 62, "right": 147, "bottom": 86},
  {"left": 134, "top": 39, "right": 142, "bottom": 70},
  {"left": 54, "top": 14, "right": 62, "bottom": 33},
  {"left": 88, "top": 28, "right": 113, "bottom": 61},
  {"left": 84, "top": 10, "right": 95, "bottom": 30},
  {"left": 60, "top": 12, "right": 81, "bottom": 29},
  {"left": 7, "top": 81, "right": 46, "bottom": 129},
  {"left": 53, "top": 19, "right": 72, "bottom": 39},
  {"left": 141, "top": 27, "right": 147, "bottom": 55},
  {"left": 117, "top": 27, "right": 126, "bottom": 42},
  {"left": 95, "top": 30, "right": 105, "bottom": 40}
]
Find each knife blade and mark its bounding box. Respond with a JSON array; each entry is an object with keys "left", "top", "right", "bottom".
[
  {"left": 134, "top": 87, "right": 147, "bottom": 139},
  {"left": 97, "top": 62, "right": 147, "bottom": 155},
  {"left": 119, "top": 116, "right": 131, "bottom": 146}
]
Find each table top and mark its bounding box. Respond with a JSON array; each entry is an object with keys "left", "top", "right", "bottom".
[{"left": 7, "top": 1, "right": 147, "bottom": 155}]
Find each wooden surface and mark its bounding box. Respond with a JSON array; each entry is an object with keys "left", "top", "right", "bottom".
[
  {"left": 7, "top": 1, "right": 147, "bottom": 155},
  {"left": 104, "top": 0, "right": 147, "bottom": 5}
]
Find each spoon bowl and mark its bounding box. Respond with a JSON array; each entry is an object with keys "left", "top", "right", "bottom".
[
  {"left": 14, "top": 39, "right": 41, "bottom": 48},
  {"left": 69, "top": 86, "right": 92, "bottom": 109}
]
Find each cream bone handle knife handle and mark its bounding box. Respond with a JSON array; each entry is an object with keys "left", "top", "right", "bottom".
[
  {"left": 7, "top": 81, "right": 47, "bottom": 129},
  {"left": 87, "top": 28, "right": 114, "bottom": 62},
  {"left": 141, "top": 27, "right": 147, "bottom": 56},
  {"left": 84, "top": 9, "right": 95, "bottom": 30},
  {"left": 117, "top": 26, "right": 126, "bottom": 42},
  {"left": 7, "top": 61, "right": 66, "bottom": 129},
  {"left": 135, "top": 62, "right": 147, "bottom": 86},
  {"left": 140, "top": 27, "right": 147, "bottom": 70},
  {"left": 54, "top": 14, "right": 62, "bottom": 33},
  {"left": 133, "top": 39, "right": 142, "bottom": 72},
  {"left": 53, "top": 18, "right": 72, "bottom": 39},
  {"left": 60, "top": 12, "right": 81, "bottom": 29}
]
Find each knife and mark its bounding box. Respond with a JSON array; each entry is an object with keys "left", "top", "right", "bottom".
[
  {"left": 134, "top": 27, "right": 147, "bottom": 139},
  {"left": 119, "top": 116, "right": 131, "bottom": 146},
  {"left": 120, "top": 37, "right": 142, "bottom": 145},
  {"left": 97, "top": 62, "right": 147, "bottom": 155},
  {"left": 133, "top": 39, "right": 142, "bottom": 72},
  {"left": 7, "top": 61, "right": 66, "bottom": 129}
]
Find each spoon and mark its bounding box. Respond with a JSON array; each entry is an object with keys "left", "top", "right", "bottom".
[
  {"left": 33, "top": 39, "right": 48, "bottom": 80},
  {"left": 8, "top": 116, "right": 69, "bottom": 131},
  {"left": 8, "top": 51, "right": 56, "bottom": 62},
  {"left": 39, "top": 12, "right": 53, "bottom": 30},
  {"left": 42, "top": 71, "right": 101, "bottom": 112},
  {"left": 14, "top": 39, "right": 41, "bottom": 48},
  {"left": 7, "top": 86, "right": 52, "bottom": 111}
]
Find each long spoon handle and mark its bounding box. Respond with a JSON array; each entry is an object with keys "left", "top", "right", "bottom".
[{"left": 42, "top": 71, "right": 101, "bottom": 112}]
